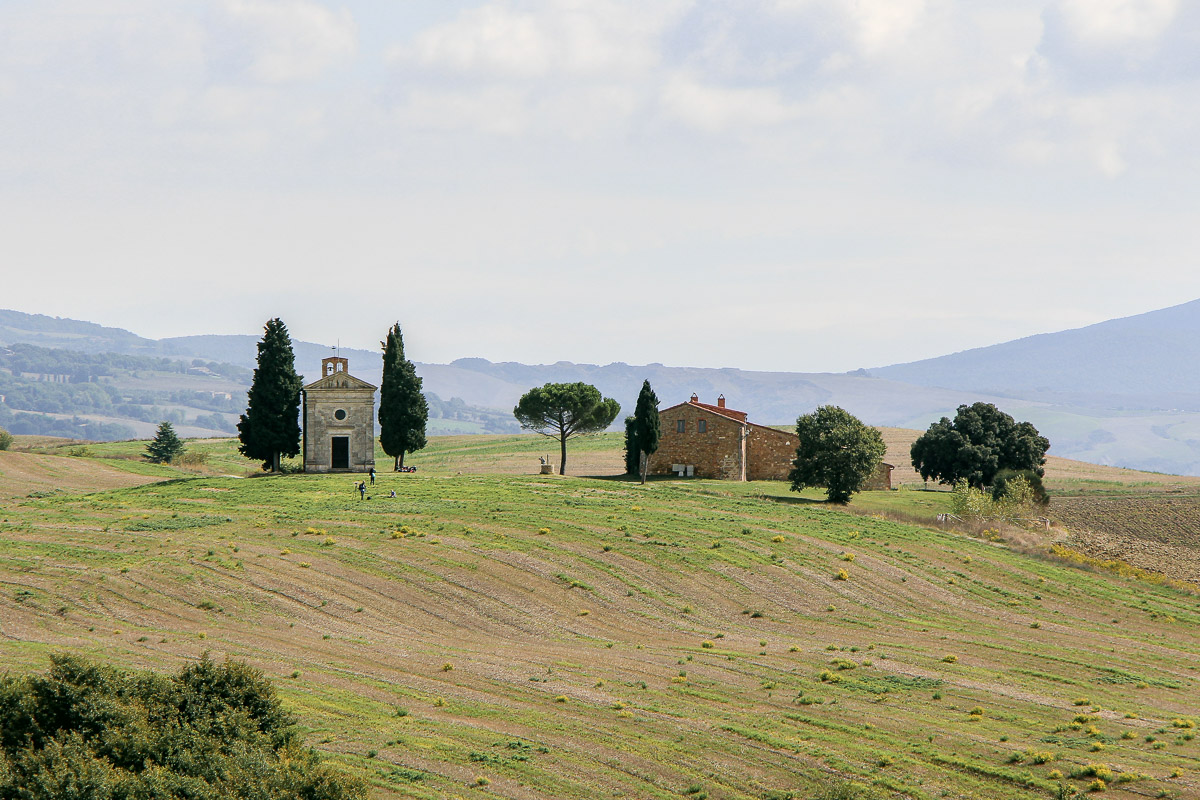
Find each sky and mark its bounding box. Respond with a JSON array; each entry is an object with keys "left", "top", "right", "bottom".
[{"left": 2, "top": 0, "right": 1199, "bottom": 373}]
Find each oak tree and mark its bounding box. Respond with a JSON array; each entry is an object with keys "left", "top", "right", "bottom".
[
  {"left": 910, "top": 402, "right": 1049, "bottom": 489},
  {"left": 789, "top": 405, "right": 886, "bottom": 504}
]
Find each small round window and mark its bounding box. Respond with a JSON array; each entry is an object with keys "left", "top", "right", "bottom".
[{"left": 334, "top": 409, "right": 347, "bottom": 421}]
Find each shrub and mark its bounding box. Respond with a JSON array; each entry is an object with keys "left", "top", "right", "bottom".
[
  {"left": 175, "top": 450, "right": 209, "bottom": 466},
  {"left": 0, "top": 427, "right": 13, "bottom": 451},
  {"left": 0, "top": 653, "right": 365, "bottom": 798},
  {"left": 941, "top": 655, "right": 958, "bottom": 663},
  {"left": 1072, "top": 764, "right": 1114, "bottom": 782},
  {"left": 834, "top": 569, "right": 849, "bottom": 581},
  {"left": 992, "top": 468, "right": 1049, "bottom": 506}
]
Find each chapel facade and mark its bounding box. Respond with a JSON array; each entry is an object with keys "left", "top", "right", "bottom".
[{"left": 302, "top": 357, "right": 376, "bottom": 473}]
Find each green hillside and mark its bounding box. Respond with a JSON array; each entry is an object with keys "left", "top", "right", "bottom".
[{"left": 0, "top": 439, "right": 1198, "bottom": 799}]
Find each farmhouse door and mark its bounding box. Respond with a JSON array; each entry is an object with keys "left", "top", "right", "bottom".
[{"left": 331, "top": 436, "right": 349, "bottom": 469}]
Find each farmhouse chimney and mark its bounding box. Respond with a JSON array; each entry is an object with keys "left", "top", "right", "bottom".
[
  {"left": 690, "top": 393, "right": 699, "bottom": 403},
  {"left": 717, "top": 395, "right": 726, "bottom": 409}
]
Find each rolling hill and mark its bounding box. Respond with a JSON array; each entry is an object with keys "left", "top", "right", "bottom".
[
  {"left": 869, "top": 299, "right": 1200, "bottom": 410},
  {"left": 0, "top": 436, "right": 1197, "bottom": 799}
]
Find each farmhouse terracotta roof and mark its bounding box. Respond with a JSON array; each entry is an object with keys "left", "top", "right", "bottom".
[{"left": 688, "top": 400, "right": 748, "bottom": 422}]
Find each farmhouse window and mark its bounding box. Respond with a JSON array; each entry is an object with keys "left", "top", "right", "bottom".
[
  {"left": 677, "top": 419, "right": 686, "bottom": 433},
  {"left": 697, "top": 419, "right": 707, "bottom": 433}
]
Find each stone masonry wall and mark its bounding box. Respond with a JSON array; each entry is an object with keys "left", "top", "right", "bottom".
[
  {"left": 746, "top": 425, "right": 796, "bottom": 481},
  {"left": 647, "top": 404, "right": 743, "bottom": 479},
  {"left": 304, "top": 387, "right": 376, "bottom": 473}
]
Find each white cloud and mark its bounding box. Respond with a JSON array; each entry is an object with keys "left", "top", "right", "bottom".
[
  {"left": 660, "top": 73, "right": 798, "bottom": 132},
  {"left": 4, "top": 1, "right": 1200, "bottom": 372},
  {"left": 394, "top": 1, "right": 681, "bottom": 79},
  {"left": 1054, "top": 0, "right": 1178, "bottom": 47},
  {"left": 219, "top": 0, "right": 357, "bottom": 83}
]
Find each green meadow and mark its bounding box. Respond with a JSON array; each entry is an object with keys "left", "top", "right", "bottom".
[{"left": 1, "top": 436, "right": 1198, "bottom": 799}]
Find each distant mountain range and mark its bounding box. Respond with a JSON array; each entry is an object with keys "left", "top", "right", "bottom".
[{"left": 5, "top": 302, "right": 1200, "bottom": 474}]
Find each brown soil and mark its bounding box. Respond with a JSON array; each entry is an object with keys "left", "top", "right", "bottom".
[{"left": 0, "top": 451, "right": 159, "bottom": 499}]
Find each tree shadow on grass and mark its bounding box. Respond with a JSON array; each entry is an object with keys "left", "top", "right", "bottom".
[
  {"left": 755, "top": 492, "right": 826, "bottom": 506},
  {"left": 584, "top": 473, "right": 675, "bottom": 482}
]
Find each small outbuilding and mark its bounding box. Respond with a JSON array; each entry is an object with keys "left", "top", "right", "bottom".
[{"left": 302, "top": 357, "right": 376, "bottom": 473}]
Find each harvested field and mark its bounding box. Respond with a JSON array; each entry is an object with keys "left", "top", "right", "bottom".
[
  {"left": 2, "top": 438, "right": 1199, "bottom": 799},
  {"left": 1053, "top": 494, "right": 1200, "bottom": 586},
  {"left": 0, "top": 450, "right": 165, "bottom": 500}
]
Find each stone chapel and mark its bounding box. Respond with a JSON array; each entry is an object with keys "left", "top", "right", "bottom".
[{"left": 302, "top": 356, "right": 376, "bottom": 473}]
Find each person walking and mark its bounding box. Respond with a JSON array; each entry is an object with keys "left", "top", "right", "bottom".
[
  {"left": 368, "top": 467, "right": 376, "bottom": 485},
  {"left": 357, "top": 481, "right": 366, "bottom": 500}
]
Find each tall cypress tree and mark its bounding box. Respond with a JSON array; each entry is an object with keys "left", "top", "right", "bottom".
[
  {"left": 237, "top": 318, "right": 302, "bottom": 472},
  {"left": 378, "top": 322, "right": 429, "bottom": 471},
  {"left": 623, "top": 415, "right": 639, "bottom": 476},
  {"left": 633, "top": 380, "right": 661, "bottom": 484}
]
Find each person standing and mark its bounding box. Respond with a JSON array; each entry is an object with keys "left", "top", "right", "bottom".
[{"left": 369, "top": 467, "right": 376, "bottom": 485}]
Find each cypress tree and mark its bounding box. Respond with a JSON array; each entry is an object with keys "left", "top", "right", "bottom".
[
  {"left": 633, "top": 380, "right": 661, "bottom": 484},
  {"left": 237, "top": 318, "right": 302, "bottom": 472},
  {"left": 378, "top": 322, "right": 428, "bottom": 471},
  {"left": 145, "top": 421, "right": 185, "bottom": 464},
  {"left": 623, "top": 415, "right": 639, "bottom": 476}
]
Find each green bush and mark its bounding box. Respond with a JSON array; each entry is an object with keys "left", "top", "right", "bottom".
[
  {"left": 0, "top": 427, "right": 12, "bottom": 451},
  {"left": 991, "top": 468, "right": 1049, "bottom": 506},
  {"left": 0, "top": 653, "right": 365, "bottom": 799}
]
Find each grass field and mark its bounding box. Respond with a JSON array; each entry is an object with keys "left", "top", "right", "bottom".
[{"left": 2, "top": 433, "right": 1199, "bottom": 798}]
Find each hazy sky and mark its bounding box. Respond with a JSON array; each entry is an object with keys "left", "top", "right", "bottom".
[{"left": 3, "top": 0, "right": 1199, "bottom": 372}]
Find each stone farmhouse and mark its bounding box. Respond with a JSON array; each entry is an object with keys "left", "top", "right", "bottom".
[
  {"left": 301, "top": 357, "right": 376, "bottom": 473},
  {"left": 647, "top": 393, "right": 894, "bottom": 488},
  {"left": 647, "top": 394, "right": 796, "bottom": 481}
]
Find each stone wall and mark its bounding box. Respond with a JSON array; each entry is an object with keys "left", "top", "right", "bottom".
[
  {"left": 304, "top": 387, "right": 376, "bottom": 473},
  {"left": 863, "top": 462, "right": 893, "bottom": 490},
  {"left": 746, "top": 425, "right": 796, "bottom": 481},
  {"left": 647, "top": 404, "right": 744, "bottom": 479}
]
